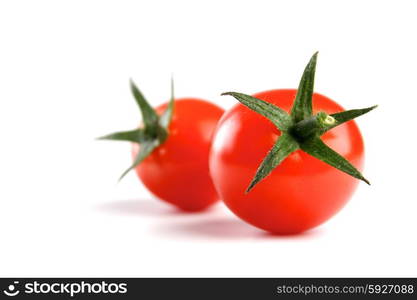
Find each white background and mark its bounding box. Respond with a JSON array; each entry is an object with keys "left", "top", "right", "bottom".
[{"left": 1, "top": 0, "right": 416, "bottom": 277}]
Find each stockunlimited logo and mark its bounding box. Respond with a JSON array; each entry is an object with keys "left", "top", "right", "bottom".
[{"left": 3, "top": 281, "right": 20, "bottom": 297}]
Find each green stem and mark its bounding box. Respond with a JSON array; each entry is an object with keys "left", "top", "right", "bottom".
[{"left": 290, "top": 112, "right": 335, "bottom": 141}]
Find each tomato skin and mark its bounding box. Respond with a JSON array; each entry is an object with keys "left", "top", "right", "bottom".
[
  {"left": 132, "top": 98, "right": 224, "bottom": 212},
  {"left": 209, "top": 89, "right": 365, "bottom": 233}
]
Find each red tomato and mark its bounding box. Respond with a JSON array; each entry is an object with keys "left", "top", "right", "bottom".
[
  {"left": 209, "top": 89, "right": 364, "bottom": 233},
  {"left": 133, "top": 98, "right": 224, "bottom": 212}
]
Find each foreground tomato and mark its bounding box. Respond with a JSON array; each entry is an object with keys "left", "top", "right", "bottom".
[
  {"left": 100, "top": 81, "right": 224, "bottom": 211},
  {"left": 210, "top": 53, "right": 375, "bottom": 233}
]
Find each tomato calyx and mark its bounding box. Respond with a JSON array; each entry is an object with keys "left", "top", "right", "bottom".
[
  {"left": 98, "top": 78, "right": 175, "bottom": 180},
  {"left": 222, "top": 52, "right": 377, "bottom": 193}
]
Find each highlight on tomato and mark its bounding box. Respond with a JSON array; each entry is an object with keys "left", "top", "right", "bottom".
[
  {"left": 99, "top": 79, "right": 224, "bottom": 211},
  {"left": 210, "top": 52, "right": 376, "bottom": 234}
]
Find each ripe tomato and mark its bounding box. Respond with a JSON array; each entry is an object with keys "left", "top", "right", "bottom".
[
  {"left": 133, "top": 98, "right": 224, "bottom": 211},
  {"left": 209, "top": 89, "right": 365, "bottom": 233}
]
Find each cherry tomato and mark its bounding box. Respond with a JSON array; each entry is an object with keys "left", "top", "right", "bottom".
[
  {"left": 209, "top": 89, "right": 364, "bottom": 233},
  {"left": 133, "top": 98, "right": 224, "bottom": 211}
]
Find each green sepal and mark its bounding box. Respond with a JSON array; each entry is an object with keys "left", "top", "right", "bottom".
[
  {"left": 300, "top": 137, "right": 370, "bottom": 185},
  {"left": 97, "top": 128, "right": 147, "bottom": 143},
  {"left": 290, "top": 52, "right": 317, "bottom": 122},
  {"left": 130, "top": 79, "right": 159, "bottom": 133},
  {"left": 221, "top": 92, "right": 293, "bottom": 131},
  {"left": 159, "top": 76, "right": 175, "bottom": 129},
  {"left": 246, "top": 133, "right": 299, "bottom": 192},
  {"left": 119, "top": 140, "right": 160, "bottom": 181},
  {"left": 99, "top": 79, "right": 176, "bottom": 180},
  {"left": 321, "top": 105, "right": 378, "bottom": 134}
]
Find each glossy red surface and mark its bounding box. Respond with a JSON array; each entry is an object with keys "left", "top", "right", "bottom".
[{"left": 210, "top": 89, "right": 365, "bottom": 233}]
